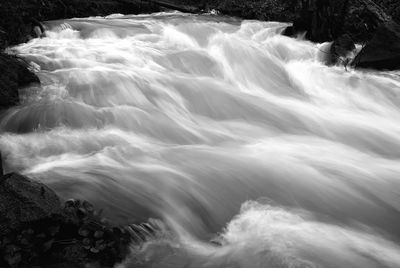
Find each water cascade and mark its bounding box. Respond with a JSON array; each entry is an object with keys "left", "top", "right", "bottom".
[{"left": 1, "top": 12, "right": 400, "bottom": 268}]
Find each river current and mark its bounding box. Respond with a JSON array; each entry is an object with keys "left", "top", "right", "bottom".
[{"left": 1, "top": 12, "right": 400, "bottom": 268}]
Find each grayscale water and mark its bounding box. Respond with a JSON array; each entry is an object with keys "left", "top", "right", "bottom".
[{"left": 1, "top": 12, "right": 400, "bottom": 268}]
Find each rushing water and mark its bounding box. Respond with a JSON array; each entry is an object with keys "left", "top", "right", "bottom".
[{"left": 1, "top": 12, "right": 400, "bottom": 268}]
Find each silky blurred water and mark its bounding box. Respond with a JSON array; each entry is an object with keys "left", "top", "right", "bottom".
[{"left": 1, "top": 12, "right": 400, "bottom": 268}]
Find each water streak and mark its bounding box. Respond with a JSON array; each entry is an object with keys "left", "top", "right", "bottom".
[{"left": 1, "top": 12, "right": 400, "bottom": 268}]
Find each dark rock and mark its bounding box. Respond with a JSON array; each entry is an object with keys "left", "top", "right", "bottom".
[
  {"left": 329, "top": 34, "right": 356, "bottom": 65},
  {"left": 0, "top": 193, "right": 136, "bottom": 267},
  {"left": 293, "top": 15, "right": 311, "bottom": 35},
  {"left": 0, "top": 173, "right": 62, "bottom": 236},
  {"left": 352, "top": 21, "right": 400, "bottom": 70},
  {"left": 341, "top": 0, "right": 391, "bottom": 43},
  {"left": 0, "top": 170, "right": 161, "bottom": 267},
  {"left": 280, "top": 0, "right": 334, "bottom": 42},
  {"left": 279, "top": 0, "right": 395, "bottom": 44},
  {"left": 0, "top": 151, "right": 3, "bottom": 176},
  {"left": 282, "top": 16, "right": 310, "bottom": 38},
  {"left": 282, "top": 25, "right": 294, "bottom": 37},
  {"left": 0, "top": 53, "right": 40, "bottom": 109}
]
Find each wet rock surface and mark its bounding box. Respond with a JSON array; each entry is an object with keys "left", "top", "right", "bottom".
[
  {"left": 0, "top": 173, "right": 62, "bottom": 235},
  {"left": 0, "top": 173, "right": 162, "bottom": 268},
  {"left": 352, "top": 21, "right": 400, "bottom": 70},
  {"left": 276, "top": 0, "right": 400, "bottom": 70},
  {"left": 329, "top": 34, "right": 356, "bottom": 66},
  {"left": 0, "top": 54, "right": 39, "bottom": 109}
]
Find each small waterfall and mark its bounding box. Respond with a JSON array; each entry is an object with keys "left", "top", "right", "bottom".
[{"left": 1, "top": 12, "right": 400, "bottom": 268}]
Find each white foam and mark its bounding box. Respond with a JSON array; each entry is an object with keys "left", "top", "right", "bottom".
[{"left": 2, "top": 13, "right": 400, "bottom": 268}]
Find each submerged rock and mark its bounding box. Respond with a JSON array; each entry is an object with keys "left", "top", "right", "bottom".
[{"left": 352, "top": 21, "right": 400, "bottom": 70}]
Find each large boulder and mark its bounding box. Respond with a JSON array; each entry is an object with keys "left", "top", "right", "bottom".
[
  {"left": 352, "top": 21, "right": 400, "bottom": 70},
  {"left": 281, "top": 0, "right": 395, "bottom": 44},
  {"left": 0, "top": 173, "right": 62, "bottom": 235}
]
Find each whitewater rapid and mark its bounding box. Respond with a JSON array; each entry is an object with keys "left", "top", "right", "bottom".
[{"left": 1, "top": 12, "right": 400, "bottom": 268}]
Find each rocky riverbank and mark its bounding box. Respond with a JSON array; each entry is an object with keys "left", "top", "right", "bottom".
[
  {"left": 0, "top": 54, "right": 39, "bottom": 109},
  {"left": 1, "top": 1, "right": 400, "bottom": 265},
  {"left": 0, "top": 171, "right": 162, "bottom": 267},
  {"left": 0, "top": 3, "right": 162, "bottom": 265}
]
